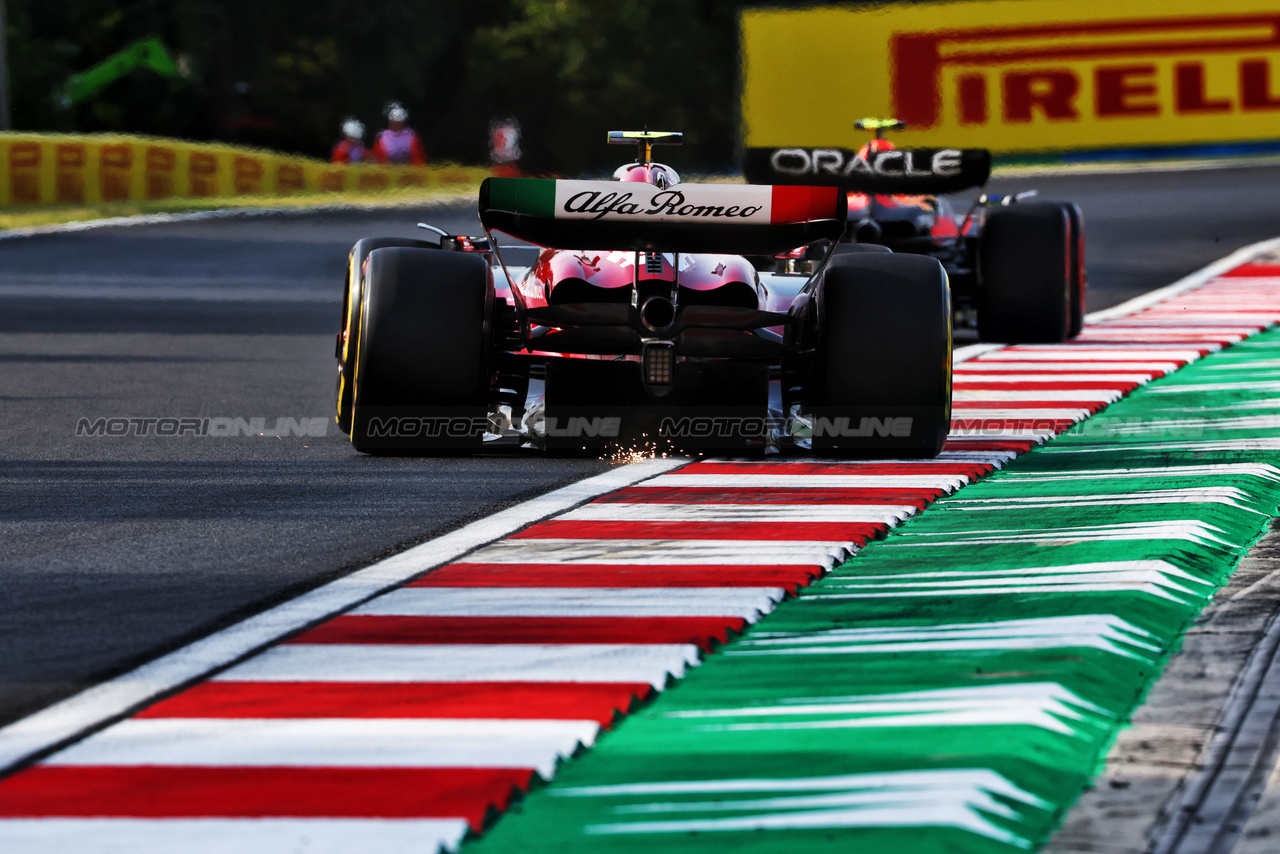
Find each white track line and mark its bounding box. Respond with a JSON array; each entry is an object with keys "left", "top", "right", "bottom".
[
  {"left": 0, "top": 195, "right": 472, "bottom": 241},
  {"left": 0, "top": 283, "right": 334, "bottom": 302},
  {"left": 0, "top": 458, "right": 687, "bottom": 773}
]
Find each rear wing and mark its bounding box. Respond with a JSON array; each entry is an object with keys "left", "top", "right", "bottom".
[
  {"left": 743, "top": 147, "right": 991, "bottom": 195},
  {"left": 479, "top": 177, "right": 846, "bottom": 255}
]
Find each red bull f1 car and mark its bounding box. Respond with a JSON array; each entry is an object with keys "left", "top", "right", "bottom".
[
  {"left": 743, "top": 118, "right": 1086, "bottom": 342},
  {"left": 336, "top": 131, "right": 951, "bottom": 456}
]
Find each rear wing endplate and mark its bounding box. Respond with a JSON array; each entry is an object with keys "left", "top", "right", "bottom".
[
  {"left": 743, "top": 147, "right": 991, "bottom": 195},
  {"left": 479, "top": 177, "right": 846, "bottom": 255}
]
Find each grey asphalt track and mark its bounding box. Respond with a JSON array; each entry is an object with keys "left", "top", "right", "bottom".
[{"left": 2, "top": 163, "right": 1279, "bottom": 728}]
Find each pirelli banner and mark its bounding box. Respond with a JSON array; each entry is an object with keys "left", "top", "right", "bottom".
[
  {"left": 0, "top": 134, "right": 491, "bottom": 207},
  {"left": 741, "top": 0, "right": 1280, "bottom": 157}
]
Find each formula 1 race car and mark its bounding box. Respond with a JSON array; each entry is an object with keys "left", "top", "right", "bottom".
[
  {"left": 743, "top": 118, "right": 1085, "bottom": 342},
  {"left": 335, "top": 131, "right": 951, "bottom": 456}
]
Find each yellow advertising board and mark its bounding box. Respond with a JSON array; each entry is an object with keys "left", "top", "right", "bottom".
[
  {"left": 742, "top": 0, "right": 1280, "bottom": 155},
  {"left": 0, "top": 134, "right": 492, "bottom": 207}
]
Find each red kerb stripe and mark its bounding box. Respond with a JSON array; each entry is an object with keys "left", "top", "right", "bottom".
[
  {"left": 1221, "top": 264, "right": 1280, "bottom": 276},
  {"left": 952, "top": 400, "right": 1104, "bottom": 411},
  {"left": 951, "top": 418, "right": 1077, "bottom": 431},
  {"left": 594, "top": 487, "right": 943, "bottom": 506},
  {"left": 288, "top": 615, "right": 747, "bottom": 651},
  {"left": 0, "top": 766, "right": 533, "bottom": 827},
  {"left": 410, "top": 563, "right": 823, "bottom": 589},
  {"left": 136, "top": 681, "right": 650, "bottom": 724},
  {"left": 686, "top": 462, "right": 987, "bottom": 477}
]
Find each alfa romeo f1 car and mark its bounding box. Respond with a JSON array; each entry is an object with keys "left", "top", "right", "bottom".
[
  {"left": 336, "top": 131, "right": 951, "bottom": 456},
  {"left": 743, "top": 118, "right": 1085, "bottom": 342}
]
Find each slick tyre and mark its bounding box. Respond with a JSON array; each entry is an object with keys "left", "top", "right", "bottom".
[
  {"left": 977, "top": 202, "right": 1073, "bottom": 343},
  {"left": 336, "top": 237, "right": 437, "bottom": 434},
  {"left": 1062, "top": 202, "right": 1087, "bottom": 338},
  {"left": 831, "top": 242, "right": 892, "bottom": 257},
  {"left": 350, "top": 247, "right": 493, "bottom": 454},
  {"left": 809, "top": 254, "right": 952, "bottom": 458}
]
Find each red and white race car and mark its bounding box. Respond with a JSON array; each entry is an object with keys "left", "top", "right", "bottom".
[
  {"left": 744, "top": 118, "right": 1086, "bottom": 343},
  {"left": 336, "top": 131, "right": 951, "bottom": 456}
]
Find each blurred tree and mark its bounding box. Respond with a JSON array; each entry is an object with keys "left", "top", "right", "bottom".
[
  {"left": 4, "top": 0, "right": 501, "bottom": 155},
  {"left": 2, "top": 0, "right": 831, "bottom": 173},
  {"left": 458, "top": 0, "right": 744, "bottom": 175}
]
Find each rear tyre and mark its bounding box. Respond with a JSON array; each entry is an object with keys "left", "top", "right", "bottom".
[
  {"left": 350, "top": 247, "right": 493, "bottom": 454},
  {"left": 977, "top": 202, "right": 1072, "bottom": 343},
  {"left": 832, "top": 242, "right": 893, "bottom": 257},
  {"left": 808, "top": 254, "right": 952, "bottom": 458},
  {"left": 336, "top": 237, "right": 437, "bottom": 434},
  {"left": 1061, "top": 202, "right": 1087, "bottom": 338}
]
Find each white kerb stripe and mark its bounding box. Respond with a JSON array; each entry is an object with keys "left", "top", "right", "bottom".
[
  {"left": 353, "top": 587, "right": 784, "bottom": 619},
  {"left": 956, "top": 361, "right": 1178, "bottom": 372},
  {"left": 561, "top": 503, "right": 917, "bottom": 523},
  {"left": 951, "top": 373, "right": 1153, "bottom": 382},
  {"left": 934, "top": 450, "right": 1020, "bottom": 462},
  {"left": 1075, "top": 325, "right": 1244, "bottom": 332},
  {"left": 952, "top": 343, "right": 1003, "bottom": 363},
  {"left": 952, "top": 389, "right": 1122, "bottom": 402},
  {"left": 462, "top": 539, "right": 850, "bottom": 565},
  {"left": 46, "top": 718, "right": 600, "bottom": 777},
  {"left": 978, "top": 349, "right": 1205, "bottom": 361},
  {"left": 0, "top": 819, "right": 471, "bottom": 854},
  {"left": 217, "top": 643, "right": 701, "bottom": 688},
  {"left": 1089, "top": 322, "right": 1246, "bottom": 330},
  {"left": 946, "top": 429, "right": 1058, "bottom": 440}
]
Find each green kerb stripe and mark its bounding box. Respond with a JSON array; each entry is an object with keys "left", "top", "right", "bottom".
[{"left": 484, "top": 178, "right": 556, "bottom": 217}]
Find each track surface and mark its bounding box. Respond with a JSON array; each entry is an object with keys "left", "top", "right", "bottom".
[{"left": 2, "top": 163, "right": 1278, "bottom": 728}]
